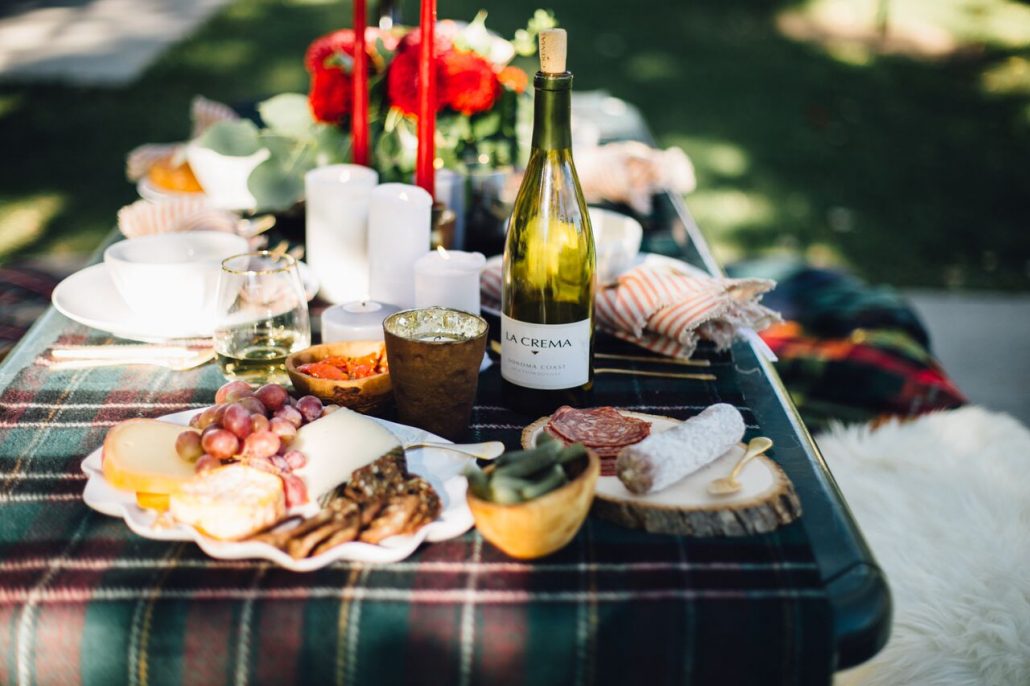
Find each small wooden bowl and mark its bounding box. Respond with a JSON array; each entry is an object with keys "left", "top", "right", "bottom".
[
  {"left": 467, "top": 450, "right": 600, "bottom": 559},
  {"left": 285, "top": 341, "right": 391, "bottom": 415}
]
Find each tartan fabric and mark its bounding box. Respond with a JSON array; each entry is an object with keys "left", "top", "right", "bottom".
[
  {"left": 0, "top": 319, "right": 834, "bottom": 685},
  {"left": 0, "top": 265, "right": 65, "bottom": 361},
  {"left": 761, "top": 322, "right": 966, "bottom": 430}
]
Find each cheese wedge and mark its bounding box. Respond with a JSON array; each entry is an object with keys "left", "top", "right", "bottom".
[
  {"left": 102, "top": 419, "right": 199, "bottom": 495},
  {"left": 136, "top": 492, "right": 170, "bottom": 512},
  {"left": 291, "top": 407, "right": 402, "bottom": 500},
  {"left": 169, "top": 464, "right": 285, "bottom": 540}
]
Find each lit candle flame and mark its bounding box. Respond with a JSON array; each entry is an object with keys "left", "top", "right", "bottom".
[{"left": 437, "top": 245, "right": 450, "bottom": 260}]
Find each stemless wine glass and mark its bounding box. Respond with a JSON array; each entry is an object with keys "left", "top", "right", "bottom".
[{"left": 214, "top": 251, "right": 311, "bottom": 384}]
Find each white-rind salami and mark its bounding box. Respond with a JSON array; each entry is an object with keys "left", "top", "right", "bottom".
[{"left": 616, "top": 403, "right": 745, "bottom": 494}]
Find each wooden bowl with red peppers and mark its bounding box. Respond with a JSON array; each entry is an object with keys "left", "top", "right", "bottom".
[{"left": 285, "top": 341, "right": 392, "bottom": 416}]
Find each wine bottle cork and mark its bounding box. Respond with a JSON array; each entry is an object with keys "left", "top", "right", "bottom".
[{"left": 539, "top": 28, "right": 567, "bottom": 74}]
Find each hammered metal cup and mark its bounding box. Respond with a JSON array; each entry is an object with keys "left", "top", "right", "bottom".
[{"left": 383, "top": 307, "right": 489, "bottom": 441}]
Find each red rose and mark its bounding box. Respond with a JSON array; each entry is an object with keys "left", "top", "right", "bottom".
[
  {"left": 386, "top": 30, "right": 452, "bottom": 116},
  {"left": 440, "top": 51, "right": 500, "bottom": 114},
  {"left": 309, "top": 67, "right": 351, "bottom": 124}
]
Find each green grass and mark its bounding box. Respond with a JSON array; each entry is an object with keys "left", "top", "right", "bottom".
[{"left": 0, "top": 0, "right": 1027, "bottom": 290}]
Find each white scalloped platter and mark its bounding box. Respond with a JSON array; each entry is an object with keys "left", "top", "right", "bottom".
[{"left": 81, "top": 409, "right": 475, "bottom": 571}]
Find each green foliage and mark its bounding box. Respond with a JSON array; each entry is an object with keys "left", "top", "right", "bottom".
[
  {"left": 513, "top": 9, "right": 558, "bottom": 56},
  {"left": 195, "top": 93, "right": 348, "bottom": 212},
  {"left": 196, "top": 120, "right": 261, "bottom": 156}
]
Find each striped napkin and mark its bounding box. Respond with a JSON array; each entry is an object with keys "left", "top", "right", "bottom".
[
  {"left": 480, "top": 255, "right": 780, "bottom": 359},
  {"left": 117, "top": 197, "right": 240, "bottom": 239}
]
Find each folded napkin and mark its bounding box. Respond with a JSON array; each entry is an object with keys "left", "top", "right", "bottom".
[
  {"left": 480, "top": 255, "right": 780, "bottom": 359},
  {"left": 125, "top": 95, "right": 239, "bottom": 182},
  {"left": 575, "top": 141, "right": 696, "bottom": 214},
  {"left": 117, "top": 197, "right": 240, "bottom": 238}
]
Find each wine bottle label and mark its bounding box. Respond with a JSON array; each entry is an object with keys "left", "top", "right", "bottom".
[{"left": 501, "top": 314, "right": 591, "bottom": 390}]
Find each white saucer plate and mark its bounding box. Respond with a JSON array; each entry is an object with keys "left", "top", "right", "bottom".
[
  {"left": 53, "top": 262, "right": 320, "bottom": 343},
  {"left": 81, "top": 408, "right": 475, "bottom": 570}
]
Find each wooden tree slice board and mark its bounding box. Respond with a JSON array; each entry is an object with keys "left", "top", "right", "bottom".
[{"left": 522, "top": 411, "right": 802, "bottom": 537}]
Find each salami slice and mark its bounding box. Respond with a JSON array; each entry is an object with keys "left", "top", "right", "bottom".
[
  {"left": 547, "top": 406, "right": 651, "bottom": 447},
  {"left": 545, "top": 406, "right": 651, "bottom": 476}
]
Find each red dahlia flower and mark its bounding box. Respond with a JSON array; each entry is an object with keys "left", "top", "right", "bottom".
[
  {"left": 386, "top": 30, "right": 453, "bottom": 117},
  {"left": 306, "top": 28, "right": 399, "bottom": 124},
  {"left": 440, "top": 51, "right": 500, "bottom": 114},
  {"left": 309, "top": 67, "right": 351, "bottom": 124}
]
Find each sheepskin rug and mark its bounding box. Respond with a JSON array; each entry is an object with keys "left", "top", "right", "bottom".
[{"left": 822, "top": 407, "right": 1030, "bottom": 686}]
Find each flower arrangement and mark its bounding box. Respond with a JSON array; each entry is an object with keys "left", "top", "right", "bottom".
[
  {"left": 193, "top": 10, "right": 555, "bottom": 213},
  {"left": 306, "top": 10, "right": 555, "bottom": 183}
]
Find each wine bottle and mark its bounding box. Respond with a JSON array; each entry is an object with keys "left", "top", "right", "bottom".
[{"left": 501, "top": 28, "right": 596, "bottom": 415}]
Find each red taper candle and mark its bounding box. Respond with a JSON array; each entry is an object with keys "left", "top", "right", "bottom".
[
  {"left": 351, "top": 0, "right": 369, "bottom": 166},
  {"left": 415, "top": 0, "right": 436, "bottom": 196}
]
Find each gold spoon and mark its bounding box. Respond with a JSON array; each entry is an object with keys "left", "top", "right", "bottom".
[
  {"left": 707, "top": 436, "right": 773, "bottom": 496},
  {"left": 404, "top": 441, "right": 506, "bottom": 461}
]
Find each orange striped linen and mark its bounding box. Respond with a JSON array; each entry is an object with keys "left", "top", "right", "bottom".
[
  {"left": 480, "top": 256, "right": 780, "bottom": 359},
  {"left": 117, "top": 197, "right": 239, "bottom": 239}
]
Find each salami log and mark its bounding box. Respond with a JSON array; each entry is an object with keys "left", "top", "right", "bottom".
[{"left": 616, "top": 403, "right": 745, "bottom": 494}]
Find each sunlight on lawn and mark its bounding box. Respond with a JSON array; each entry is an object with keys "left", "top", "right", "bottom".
[
  {"left": 778, "top": 0, "right": 1030, "bottom": 62},
  {"left": 0, "top": 94, "right": 22, "bottom": 120},
  {"left": 175, "top": 40, "right": 254, "bottom": 72},
  {"left": 981, "top": 56, "right": 1030, "bottom": 96},
  {"left": 0, "top": 195, "right": 65, "bottom": 257},
  {"left": 669, "top": 136, "right": 750, "bottom": 180}
]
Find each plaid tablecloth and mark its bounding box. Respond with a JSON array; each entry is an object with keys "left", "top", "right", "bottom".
[{"left": 0, "top": 316, "right": 840, "bottom": 686}]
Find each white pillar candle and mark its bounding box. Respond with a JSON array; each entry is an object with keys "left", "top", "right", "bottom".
[
  {"left": 413, "top": 248, "right": 486, "bottom": 314},
  {"left": 367, "top": 183, "right": 433, "bottom": 309},
  {"left": 305, "top": 164, "right": 379, "bottom": 304},
  {"left": 435, "top": 168, "right": 466, "bottom": 249},
  {"left": 322, "top": 301, "right": 402, "bottom": 342}
]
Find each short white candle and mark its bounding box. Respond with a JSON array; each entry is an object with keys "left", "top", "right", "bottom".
[
  {"left": 367, "top": 183, "right": 433, "bottom": 309},
  {"left": 304, "top": 165, "right": 379, "bottom": 304},
  {"left": 322, "top": 301, "right": 402, "bottom": 342},
  {"left": 413, "top": 247, "right": 486, "bottom": 314}
]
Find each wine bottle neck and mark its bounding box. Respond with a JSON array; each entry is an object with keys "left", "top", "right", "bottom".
[{"left": 531, "top": 72, "right": 573, "bottom": 151}]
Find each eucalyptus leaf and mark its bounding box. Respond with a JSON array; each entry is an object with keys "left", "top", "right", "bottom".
[
  {"left": 257, "top": 132, "right": 296, "bottom": 160},
  {"left": 248, "top": 157, "right": 305, "bottom": 212},
  {"left": 312, "top": 125, "right": 349, "bottom": 167},
  {"left": 258, "top": 94, "right": 315, "bottom": 139},
  {"left": 196, "top": 120, "right": 261, "bottom": 157}
]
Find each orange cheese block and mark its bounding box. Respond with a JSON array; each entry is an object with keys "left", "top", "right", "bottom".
[
  {"left": 136, "top": 492, "right": 171, "bottom": 511},
  {"left": 102, "top": 418, "right": 198, "bottom": 495}
]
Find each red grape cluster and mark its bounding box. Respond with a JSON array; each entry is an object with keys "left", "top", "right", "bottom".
[{"left": 176, "top": 381, "right": 337, "bottom": 507}]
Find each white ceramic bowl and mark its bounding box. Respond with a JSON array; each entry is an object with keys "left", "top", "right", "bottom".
[
  {"left": 589, "top": 207, "right": 644, "bottom": 282},
  {"left": 185, "top": 142, "right": 270, "bottom": 211},
  {"left": 104, "top": 231, "right": 249, "bottom": 334}
]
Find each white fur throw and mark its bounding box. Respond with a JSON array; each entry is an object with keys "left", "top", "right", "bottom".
[{"left": 820, "top": 407, "right": 1030, "bottom": 686}]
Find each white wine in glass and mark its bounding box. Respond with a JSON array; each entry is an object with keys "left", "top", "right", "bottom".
[{"left": 214, "top": 252, "right": 311, "bottom": 384}]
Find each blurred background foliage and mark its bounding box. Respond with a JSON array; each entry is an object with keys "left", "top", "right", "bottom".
[{"left": 0, "top": 0, "right": 1027, "bottom": 289}]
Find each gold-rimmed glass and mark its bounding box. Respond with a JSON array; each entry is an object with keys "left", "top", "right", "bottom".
[{"left": 213, "top": 251, "right": 311, "bottom": 383}]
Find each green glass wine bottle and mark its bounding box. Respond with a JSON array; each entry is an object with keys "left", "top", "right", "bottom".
[{"left": 501, "top": 28, "right": 596, "bottom": 415}]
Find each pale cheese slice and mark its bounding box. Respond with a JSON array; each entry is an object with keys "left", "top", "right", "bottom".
[
  {"left": 102, "top": 418, "right": 198, "bottom": 495},
  {"left": 291, "top": 407, "right": 402, "bottom": 501}
]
